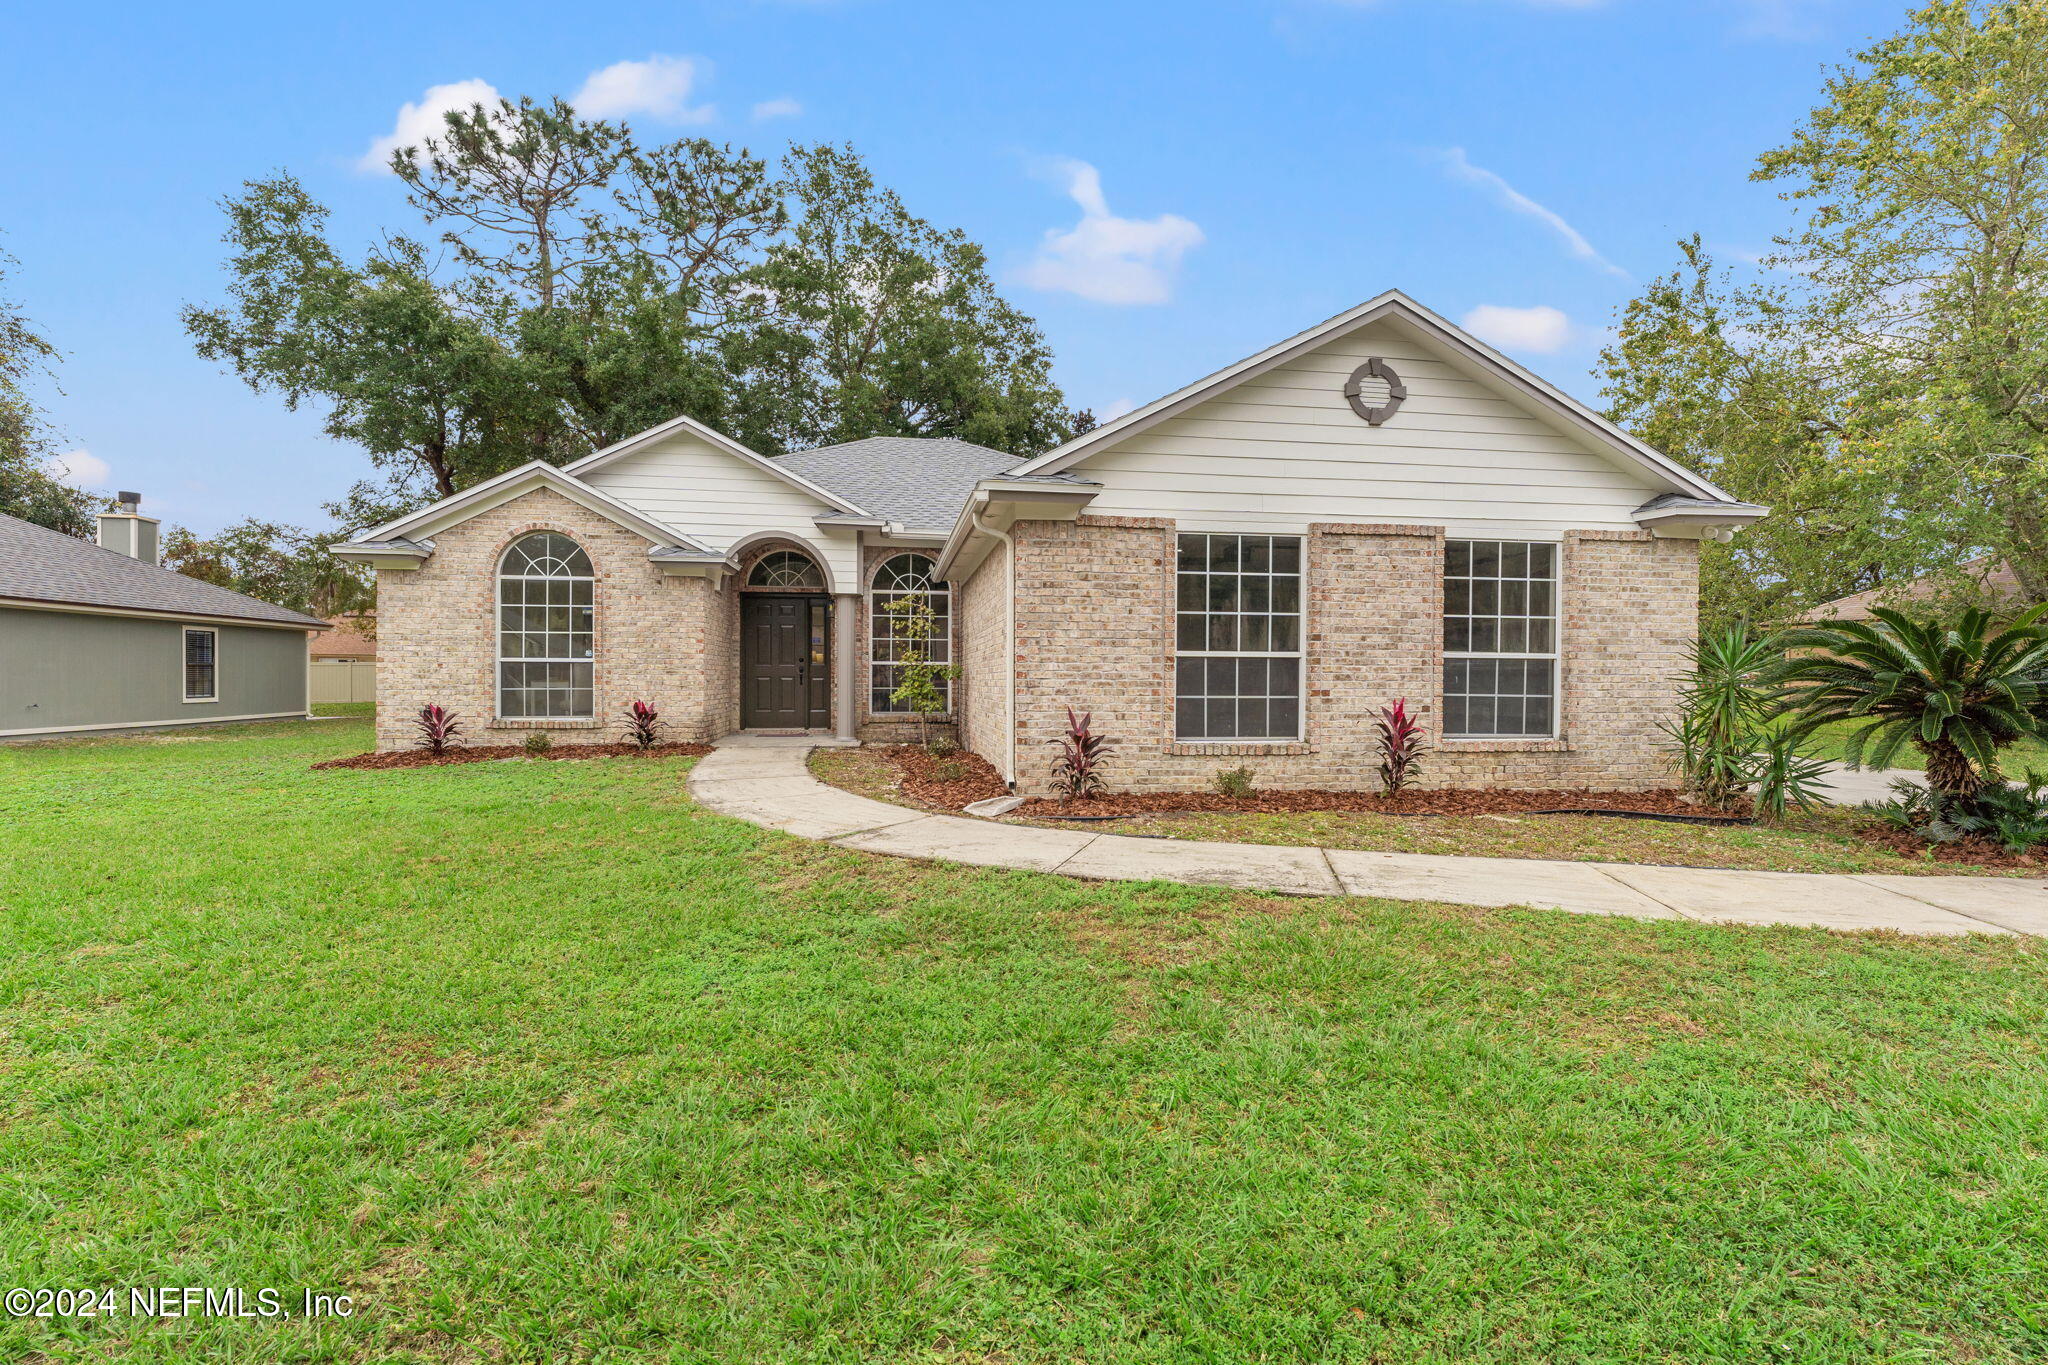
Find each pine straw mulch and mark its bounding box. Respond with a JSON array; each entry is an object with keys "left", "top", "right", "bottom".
[
  {"left": 1013, "top": 786, "right": 1746, "bottom": 821},
  {"left": 315, "top": 741, "right": 714, "bottom": 771}
]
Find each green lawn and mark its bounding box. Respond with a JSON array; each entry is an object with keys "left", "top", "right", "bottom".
[
  {"left": 2, "top": 719, "right": 2046, "bottom": 1362},
  {"left": 1797, "top": 718, "right": 2048, "bottom": 777}
]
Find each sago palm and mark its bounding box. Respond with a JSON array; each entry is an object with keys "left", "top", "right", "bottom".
[{"left": 1776, "top": 604, "right": 2048, "bottom": 799}]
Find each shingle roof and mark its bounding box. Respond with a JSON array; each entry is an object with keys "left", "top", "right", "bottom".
[
  {"left": 770, "top": 436, "right": 1026, "bottom": 530},
  {"left": 0, "top": 513, "right": 327, "bottom": 628}
]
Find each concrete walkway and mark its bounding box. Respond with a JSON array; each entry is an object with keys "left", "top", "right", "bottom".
[{"left": 687, "top": 736, "right": 2048, "bottom": 938}]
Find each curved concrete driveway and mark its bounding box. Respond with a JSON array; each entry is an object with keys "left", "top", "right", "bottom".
[{"left": 688, "top": 735, "right": 2048, "bottom": 938}]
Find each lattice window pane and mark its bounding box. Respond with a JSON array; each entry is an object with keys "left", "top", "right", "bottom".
[
  {"left": 1174, "top": 533, "right": 1303, "bottom": 740},
  {"left": 1442, "top": 539, "right": 1558, "bottom": 738}
]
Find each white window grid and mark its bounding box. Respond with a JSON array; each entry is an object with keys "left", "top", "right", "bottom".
[
  {"left": 869, "top": 554, "right": 951, "bottom": 716},
  {"left": 1443, "top": 539, "right": 1560, "bottom": 739},
  {"left": 496, "top": 535, "right": 596, "bottom": 720},
  {"left": 1174, "top": 533, "right": 1305, "bottom": 742}
]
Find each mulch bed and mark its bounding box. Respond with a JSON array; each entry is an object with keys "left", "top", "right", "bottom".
[
  {"left": 1013, "top": 787, "right": 1743, "bottom": 821},
  {"left": 1852, "top": 823, "right": 2041, "bottom": 870},
  {"left": 877, "top": 745, "right": 1011, "bottom": 808},
  {"left": 315, "top": 742, "right": 713, "bottom": 771},
  {"left": 859, "top": 745, "right": 1745, "bottom": 823}
]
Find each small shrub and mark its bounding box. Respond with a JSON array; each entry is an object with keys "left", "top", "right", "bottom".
[
  {"left": 1047, "top": 706, "right": 1114, "bottom": 800},
  {"left": 927, "top": 735, "right": 961, "bottom": 758},
  {"left": 1663, "top": 624, "right": 1777, "bottom": 811},
  {"left": 1374, "top": 698, "right": 1426, "bottom": 795},
  {"left": 622, "top": 700, "right": 665, "bottom": 751},
  {"left": 1749, "top": 729, "right": 1831, "bottom": 823},
  {"left": 1866, "top": 772, "right": 2048, "bottom": 854},
  {"left": 1214, "top": 765, "right": 1256, "bottom": 798},
  {"left": 523, "top": 731, "right": 553, "bottom": 756},
  {"left": 882, "top": 592, "right": 959, "bottom": 748},
  {"left": 414, "top": 704, "right": 462, "bottom": 754},
  {"left": 929, "top": 758, "right": 966, "bottom": 783}
]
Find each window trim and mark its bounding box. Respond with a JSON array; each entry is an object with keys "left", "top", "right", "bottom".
[
  {"left": 1441, "top": 537, "right": 1562, "bottom": 741},
  {"left": 868, "top": 552, "right": 953, "bottom": 717},
  {"left": 1173, "top": 531, "right": 1308, "bottom": 744},
  {"left": 494, "top": 532, "right": 597, "bottom": 722},
  {"left": 181, "top": 626, "right": 219, "bottom": 703}
]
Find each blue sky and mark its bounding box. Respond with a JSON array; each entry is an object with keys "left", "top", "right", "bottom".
[{"left": 4, "top": 0, "right": 1906, "bottom": 535}]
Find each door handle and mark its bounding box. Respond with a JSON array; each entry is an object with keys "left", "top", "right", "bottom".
[{"left": 796, "top": 662, "right": 808, "bottom": 685}]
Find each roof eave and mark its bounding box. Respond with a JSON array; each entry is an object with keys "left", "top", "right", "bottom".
[
  {"left": 933, "top": 478, "right": 1102, "bottom": 580},
  {"left": 0, "top": 595, "right": 325, "bottom": 631}
]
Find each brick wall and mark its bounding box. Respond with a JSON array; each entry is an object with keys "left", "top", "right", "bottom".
[
  {"left": 982, "top": 515, "right": 1696, "bottom": 797},
  {"left": 954, "top": 536, "right": 1009, "bottom": 772},
  {"left": 374, "top": 487, "right": 728, "bottom": 751},
  {"left": 1011, "top": 516, "right": 1175, "bottom": 794}
]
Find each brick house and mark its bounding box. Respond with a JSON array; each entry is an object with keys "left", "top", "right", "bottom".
[{"left": 336, "top": 292, "right": 1764, "bottom": 794}]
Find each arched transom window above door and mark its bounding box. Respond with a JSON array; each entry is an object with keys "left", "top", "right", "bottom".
[
  {"left": 870, "top": 552, "right": 951, "bottom": 715},
  {"left": 747, "top": 550, "right": 825, "bottom": 590},
  {"left": 498, "top": 532, "right": 594, "bottom": 720}
]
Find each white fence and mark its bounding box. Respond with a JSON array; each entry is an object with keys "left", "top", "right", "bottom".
[{"left": 310, "top": 660, "right": 377, "bottom": 705}]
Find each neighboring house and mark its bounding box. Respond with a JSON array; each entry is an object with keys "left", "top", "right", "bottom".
[
  {"left": 1, "top": 495, "right": 327, "bottom": 740},
  {"left": 311, "top": 614, "right": 376, "bottom": 662},
  {"left": 1801, "top": 557, "right": 2026, "bottom": 622},
  {"left": 336, "top": 292, "right": 1765, "bottom": 794},
  {"left": 308, "top": 613, "right": 378, "bottom": 705}
]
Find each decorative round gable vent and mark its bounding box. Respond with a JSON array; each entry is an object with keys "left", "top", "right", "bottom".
[{"left": 1343, "top": 358, "right": 1407, "bottom": 426}]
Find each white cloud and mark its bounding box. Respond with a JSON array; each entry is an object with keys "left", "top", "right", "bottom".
[
  {"left": 571, "top": 55, "right": 714, "bottom": 122},
  {"left": 1438, "top": 148, "right": 1629, "bottom": 279},
  {"left": 1461, "top": 304, "right": 1575, "bottom": 354},
  {"left": 750, "top": 97, "right": 803, "bottom": 122},
  {"left": 356, "top": 78, "right": 502, "bottom": 174},
  {"left": 1096, "top": 398, "right": 1139, "bottom": 423},
  {"left": 1021, "top": 160, "right": 1204, "bottom": 306},
  {"left": 47, "top": 448, "right": 111, "bottom": 488}
]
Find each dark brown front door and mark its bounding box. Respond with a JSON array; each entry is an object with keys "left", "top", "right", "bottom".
[{"left": 741, "top": 595, "right": 831, "bottom": 728}]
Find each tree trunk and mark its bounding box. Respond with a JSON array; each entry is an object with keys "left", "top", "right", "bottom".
[{"left": 1919, "top": 738, "right": 1981, "bottom": 800}]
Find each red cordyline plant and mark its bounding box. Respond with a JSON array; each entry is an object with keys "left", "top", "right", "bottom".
[
  {"left": 622, "top": 700, "right": 665, "bottom": 751},
  {"left": 1375, "top": 698, "right": 1426, "bottom": 795},
  {"left": 1047, "top": 706, "right": 1115, "bottom": 800},
  {"left": 414, "top": 704, "right": 462, "bottom": 754}
]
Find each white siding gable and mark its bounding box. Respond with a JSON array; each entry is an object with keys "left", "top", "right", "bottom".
[
  {"left": 577, "top": 428, "right": 860, "bottom": 588},
  {"left": 1069, "top": 319, "right": 1660, "bottom": 538}
]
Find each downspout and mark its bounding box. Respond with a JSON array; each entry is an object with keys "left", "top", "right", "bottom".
[{"left": 970, "top": 505, "right": 1018, "bottom": 789}]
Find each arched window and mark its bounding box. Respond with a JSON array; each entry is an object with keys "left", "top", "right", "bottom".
[
  {"left": 498, "top": 532, "right": 595, "bottom": 719},
  {"left": 747, "top": 550, "right": 824, "bottom": 590},
  {"left": 870, "top": 553, "right": 950, "bottom": 715}
]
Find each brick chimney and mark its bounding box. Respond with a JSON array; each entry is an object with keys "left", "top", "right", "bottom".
[{"left": 96, "top": 492, "right": 160, "bottom": 564}]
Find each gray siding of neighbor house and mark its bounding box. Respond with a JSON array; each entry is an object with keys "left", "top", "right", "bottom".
[{"left": 0, "top": 607, "right": 309, "bottom": 739}]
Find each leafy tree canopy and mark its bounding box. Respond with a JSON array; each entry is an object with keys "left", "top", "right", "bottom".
[
  {"left": 187, "top": 98, "right": 1083, "bottom": 531},
  {"left": 1604, "top": 0, "right": 2048, "bottom": 627},
  {"left": 163, "top": 519, "right": 374, "bottom": 620}
]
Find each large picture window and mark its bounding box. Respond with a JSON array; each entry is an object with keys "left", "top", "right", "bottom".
[
  {"left": 1174, "top": 533, "right": 1303, "bottom": 741},
  {"left": 1443, "top": 539, "right": 1558, "bottom": 738},
  {"left": 182, "top": 628, "right": 217, "bottom": 702},
  {"left": 497, "top": 532, "right": 595, "bottom": 719},
  {"left": 870, "top": 553, "right": 950, "bottom": 714}
]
